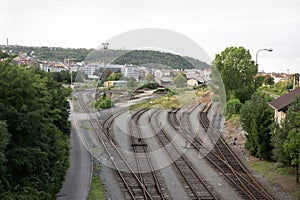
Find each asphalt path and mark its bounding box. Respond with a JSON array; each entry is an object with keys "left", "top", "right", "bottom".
[{"left": 56, "top": 102, "right": 92, "bottom": 200}]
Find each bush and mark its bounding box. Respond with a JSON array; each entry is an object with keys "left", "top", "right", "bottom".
[
  {"left": 95, "top": 97, "right": 113, "bottom": 109},
  {"left": 138, "top": 82, "right": 159, "bottom": 90},
  {"left": 226, "top": 98, "right": 242, "bottom": 117}
]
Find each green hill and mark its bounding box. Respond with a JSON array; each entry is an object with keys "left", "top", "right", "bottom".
[
  {"left": 112, "top": 50, "right": 194, "bottom": 69},
  {"left": 1, "top": 45, "right": 209, "bottom": 69}
]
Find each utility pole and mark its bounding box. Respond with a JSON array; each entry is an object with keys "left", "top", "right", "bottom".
[{"left": 254, "top": 48, "right": 273, "bottom": 91}]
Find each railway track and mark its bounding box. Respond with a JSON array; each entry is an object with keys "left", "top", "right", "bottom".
[
  {"left": 199, "top": 104, "right": 273, "bottom": 200},
  {"left": 75, "top": 90, "right": 95, "bottom": 111},
  {"left": 76, "top": 91, "right": 160, "bottom": 199},
  {"left": 168, "top": 103, "right": 274, "bottom": 200},
  {"left": 129, "top": 108, "right": 168, "bottom": 199},
  {"left": 90, "top": 115, "right": 158, "bottom": 199},
  {"left": 150, "top": 109, "right": 220, "bottom": 200}
]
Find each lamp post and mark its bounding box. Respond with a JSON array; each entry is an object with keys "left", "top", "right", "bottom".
[
  {"left": 255, "top": 48, "right": 273, "bottom": 65},
  {"left": 101, "top": 42, "right": 109, "bottom": 96},
  {"left": 102, "top": 42, "right": 109, "bottom": 65},
  {"left": 254, "top": 48, "right": 273, "bottom": 91},
  {"left": 102, "top": 42, "right": 109, "bottom": 81}
]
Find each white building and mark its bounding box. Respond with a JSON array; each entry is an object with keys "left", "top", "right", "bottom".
[
  {"left": 203, "top": 68, "right": 211, "bottom": 82},
  {"left": 82, "top": 65, "right": 96, "bottom": 75},
  {"left": 122, "top": 65, "right": 140, "bottom": 80}
]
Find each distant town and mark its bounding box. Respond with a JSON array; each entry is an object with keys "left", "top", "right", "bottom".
[{"left": 1, "top": 45, "right": 298, "bottom": 88}]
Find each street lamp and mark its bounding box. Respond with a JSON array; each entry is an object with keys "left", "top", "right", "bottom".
[
  {"left": 101, "top": 42, "right": 109, "bottom": 95},
  {"left": 255, "top": 48, "right": 273, "bottom": 65},
  {"left": 102, "top": 42, "right": 109, "bottom": 79},
  {"left": 254, "top": 48, "right": 273, "bottom": 91},
  {"left": 102, "top": 42, "right": 109, "bottom": 58}
]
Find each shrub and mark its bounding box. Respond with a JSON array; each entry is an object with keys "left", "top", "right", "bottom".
[
  {"left": 226, "top": 98, "right": 242, "bottom": 117},
  {"left": 95, "top": 97, "right": 113, "bottom": 109}
]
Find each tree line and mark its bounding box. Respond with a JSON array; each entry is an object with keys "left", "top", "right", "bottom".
[
  {"left": 111, "top": 50, "right": 207, "bottom": 69},
  {"left": 0, "top": 54, "right": 71, "bottom": 198},
  {"left": 2, "top": 45, "right": 210, "bottom": 70},
  {"left": 212, "top": 46, "right": 300, "bottom": 182}
]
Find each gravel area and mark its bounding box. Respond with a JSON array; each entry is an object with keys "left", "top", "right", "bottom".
[
  {"left": 78, "top": 100, "right": 296, "bottom": 200},
  {"left": 183, "top": 105, "right": 241, "bottom": 200},
  {"left": 139, "top": 109, "right": 190, "bottom": 199}
]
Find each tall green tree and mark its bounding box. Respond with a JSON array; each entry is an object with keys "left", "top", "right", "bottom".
[
  {"left": 145, "top": 73, "right": 155, "bottom": 83},
  {"left": 212, "top": 46, "right": 257, "bottom": 103},
  {"left": 0, "top": 121, "right": 10, "bottom": 176},
  {"left": 264, "top": 75, "right": 275, "bottom": 86},
  {"left": 255, "top": 75, "right": 265, "bottom": 88},
  {"left": 107, "top": 72, "right": 122, "bottom": 81},
  {"left": 240, "top": 93, "right": 274, "bottom": 160},
  {"left": 173, "top": 73, "right": 187, "bottom": 88},
  {"left": 271, "top": 120, "right": 291, "bottom": 164},
  {"left": 0, "top": 57, "right": 70, "bottom": 199},
  {"left": 283, "top": 95, "right": 300, "bottom": 183}
]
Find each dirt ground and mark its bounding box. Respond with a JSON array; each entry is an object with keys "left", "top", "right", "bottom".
[{"left": 223, "top": 116, "right": 300, "bottom": 200}]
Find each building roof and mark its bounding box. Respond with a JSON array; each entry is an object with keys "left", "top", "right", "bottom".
[
  {"left": 160, "top": 77, "right": 172, "bottom": 83},
  {"left": 269, "top": 87, "right": 300, "bottom": 112},
  {"left": 186, "top": 74, "right": 204, "bottom": 83},
  {"left": 88, "top": 75, "right": 100, "bottom": 79}
]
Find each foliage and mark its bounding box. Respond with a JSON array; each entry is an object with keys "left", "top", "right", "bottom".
[
  {"left": 173, "top": 73, "right": 187, "bottom": 88},
  {"left": 138, "top": 82, "right": 160, "bottom": 90},
  {"left": 107, "top": 72, "right": 122, "bottom": 81},
  {"left": 95, "top": 96, "right": 113, "bottom": 110},
  {"left": 240, "top": 92, "right": 274, "bottom": 160},
  {"left": 251, "top": 159, "right": 300, "bottom": 198},
  {"left": 3, "top": 45, "right": 91, "bottom": 61},
  {"left": 145, "top": 73, "right": 155, "bottom": 83},
  {"left": 212, "top": 46, "right": 257, "bottom": 103},
  {"left": 0, "top": 51, "right": 9, "bottom": 59},
  {"left": 264, "top": 75, "right": 275, "bottom": 86},
  {"left": 0, "top": 121, "right": 10, "bottom": 175},
  {"left": 255, "top": 75, "right": 265, "bottom": 89},
  {"left": 112, "top": 50, "right": 194, "bottom": 69},
  {"left": 87, "top": 174, "right": 105, "bottom": 200},
  {"left": 154, "top": 87, "right": 175, "bottom": 96},
  {"left": 282, "top": 95, "right": 300, "bottom": 182},
  {"left": 284, "top": 129, "right": 300, "bottom": 165},
  {"left": 271, "top": 121, "right": 291, "bottom": 164},
  {"left": 85, "top": 49, "right": 128, "bottom": 64},
  {"left": 226, "top": 98, "right": 242, "bottom": 117},
  {"left": 0, "top": 56, "right": 70, "bottom": 199},
  {"left": 121, "top": 76, "right": 138, "bottom": 88},
  {"left": 272, "top": 95, "right": 300, "bottom": 183},
  {"left": 99, "top": 69, "right": 112, "bottom": 81},
  {"left": 51, "top": 70, "right": 71, "bottom": 84},
  {"left": 2, "top": 45, "right": 210, "bottom": 70},
  {"left": 261, "top": 78, "right": 294, "bottom": 96},
  {"left": 183, "top": 56, "right": 210, "bottom": 70},
  {"left": 74, "top": 71, "right": 88, "bottom": 82}
]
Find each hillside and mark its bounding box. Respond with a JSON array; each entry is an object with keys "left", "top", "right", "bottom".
[
  {"left": 1, "top": 45, "right": 92, "bottom": 62},
  {"left": 112, "top": 50, "right": 194, "bottom": 69},
  {"left": 1, "top": 45, "right": 209, "bottom": 69}
]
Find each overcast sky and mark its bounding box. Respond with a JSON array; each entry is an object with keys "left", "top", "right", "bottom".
[{"left": 1, "top": 0, "right": 300, "bottom": 73}]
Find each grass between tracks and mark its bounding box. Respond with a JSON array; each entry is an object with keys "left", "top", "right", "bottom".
[
  {"left": 250, "top": 160, "right": 300, "bottom": 199},
  {"left": 87, "top": 170, "right": 106, "bottom": 200},
  {"left": 129, "top": 90, "right": 198, "bottom": 110}
]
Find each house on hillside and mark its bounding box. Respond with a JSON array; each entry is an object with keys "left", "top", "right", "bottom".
[{"left": 269, "top": 87, "right": 300, "bottom": 123}]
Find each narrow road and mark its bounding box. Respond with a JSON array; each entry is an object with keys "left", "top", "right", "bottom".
[{"left": 56, "top": 101, "right": 92, "bottom": 200}]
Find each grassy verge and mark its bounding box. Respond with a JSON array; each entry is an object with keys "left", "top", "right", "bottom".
[
  {"left": 129, "top": 90, "right": 199, "bottom": 110},
  {"left": 87, "top": 170, "right": 105, "bottom": 200},
  {"left": 250, "top": 160, "right": 300, "bottom": 199}
]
